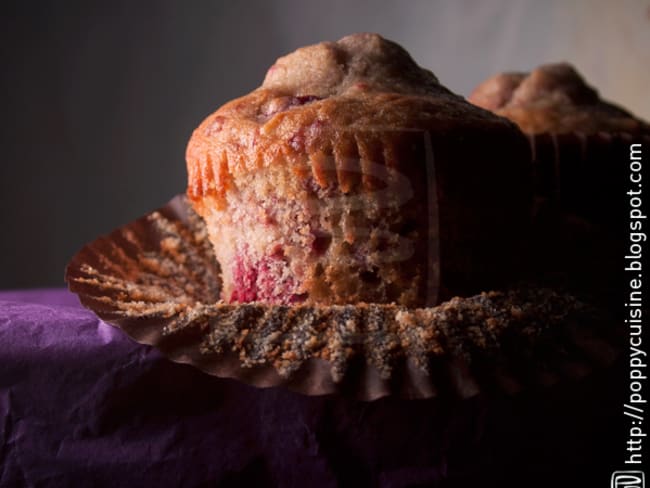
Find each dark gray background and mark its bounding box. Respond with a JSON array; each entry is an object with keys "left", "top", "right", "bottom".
[{"left": 2, "top": 0, "right": 648, "bottom": 289}]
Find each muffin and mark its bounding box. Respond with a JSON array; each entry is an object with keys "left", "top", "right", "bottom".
[
  {"left": 66, "top": 40, "right": 622, "bottom": 403},
  {"left": 469, "top": 63, "right": 650, "bottom": 297},
  {"left": 186, "top": 33, "right": 531, "bottom": 307},
  {"left": 468, "top": 63, "right": 650, "bottom": 135}
]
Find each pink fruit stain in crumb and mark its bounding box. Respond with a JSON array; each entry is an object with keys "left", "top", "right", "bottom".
[
  {"left": 291, "top": 95, "right": 321, "bottom": 106},
  {"left": 230, "top": 253, "right": 258, "bottom": 302},
  {"left": 204, "top": 115, "right": 225, "bottom": 136},
  {"left": 262, "top": 94, "right": 323, "bottom": 121},
  {"left": 289, "top": 119, "right": 324, "bottom": 152},
  {"left": 230, "top": 247, "right": 306, "bottom": 304}
]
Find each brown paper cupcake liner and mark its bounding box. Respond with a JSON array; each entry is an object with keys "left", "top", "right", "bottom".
[{"left": 66, "top": 195, "right": 622, "bottom": 400}]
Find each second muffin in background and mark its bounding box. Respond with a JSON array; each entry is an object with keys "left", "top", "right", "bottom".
[{"left": 469, "top": 63, "right": 650, "bottom": 299}]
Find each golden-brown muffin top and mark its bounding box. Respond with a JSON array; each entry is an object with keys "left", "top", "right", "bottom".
[
  {"left": 469, "top": 63, "right": 650, "bottom": 135},
  {"left": 262, "top": 32, "right": 443, "bottom": 98},
  {"left": 186, "top": 33, "right": 523, "bottom": 203}
]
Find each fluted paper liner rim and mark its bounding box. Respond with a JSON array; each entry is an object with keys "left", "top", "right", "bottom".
[{"left": 65, "top": 195, "right": 622, "bottom": 400}]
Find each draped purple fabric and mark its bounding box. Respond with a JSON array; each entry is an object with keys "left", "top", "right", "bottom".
[{"left": 0, "top": 289, "right": 621, "bottom": 487}]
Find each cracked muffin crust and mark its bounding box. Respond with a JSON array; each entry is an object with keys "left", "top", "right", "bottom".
[{"left": 186, "top": 33, "right": 531, "bottom": 307}]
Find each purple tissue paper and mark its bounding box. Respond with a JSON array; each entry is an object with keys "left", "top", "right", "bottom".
[{"left": 0, "top": 289, "right": 623, "bottom": 487}]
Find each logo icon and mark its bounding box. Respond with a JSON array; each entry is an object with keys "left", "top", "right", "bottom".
[{"left": 612, "top": 471, "right": 645, "bottom": 488}]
